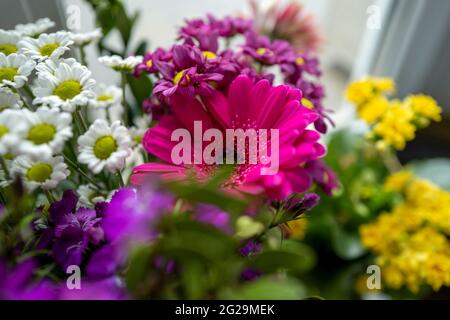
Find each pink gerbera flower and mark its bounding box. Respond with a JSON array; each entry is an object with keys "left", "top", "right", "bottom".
[{"left": 132, "top": 75, "right": 325, "bottom": 200}]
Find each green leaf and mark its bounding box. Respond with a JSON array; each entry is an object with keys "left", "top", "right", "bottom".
[
  {"left": 409, "top": 158, "right": 450, "bottom": 191},
  {"left": 125, "top": 244, "right": 153, "bottom": 293},
  {"left": 329, "top": 216, "right": 365, "bottom": 260},
  {"left": 161, "top": 220, "right": 236, "bottom": 262},
  {"left": 248, "top": 240, "right": 316, "bottom": 274},
  {"left": 126, "top": 73, "right": 152, "bottom": 114},
  {"left": 220, "top": 276, "right": 307, "bottom": 300}
]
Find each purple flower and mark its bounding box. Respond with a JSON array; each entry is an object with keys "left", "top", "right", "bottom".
[
  {"left": 305, "top": 160, "right": 339, "bottom": 196},
  {"left": 101, "top": 187, "right": 174, "bottom": 244},
  {"left": 134, "top": 48, "right": 172, "bottom": 77},
  {"left": 179, "top": 15, "right": 253, "bottom": 52},
  {"left": 243, "top": 32, "right": 295, "bottom": 66},
  {"left": 239, "top": 240, "right": 262, "bottom": 257},
  {"left": 143, "top": 97, "right": 166, "bottom": 121},
  {"left": 284, "top": 192, "right": 320, "bottom": 218},
  {"left": 241, "top": 268, "right": 263, "bottom": 282},
  {"left": 58, "top": 277, "right": 127, "bottom": 300},
  {"left": 153, "top": 45, "right": 224, "bottom": 98},
  {"left": 0, "top": 259, "right": 57, "bottom": 300},
  {"left": 195, "top": 204, "right": 232, "bottom": 233}
]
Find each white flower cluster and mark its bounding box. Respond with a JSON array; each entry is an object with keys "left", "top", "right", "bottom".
[{"left": 0, "top": 19, "right": 149, "bottom": 202}]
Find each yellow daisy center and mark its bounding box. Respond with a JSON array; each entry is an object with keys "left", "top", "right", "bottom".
[
  {"left": 256, "top": 48, "right": 268, "bottom": 55},
  {"left": 97, "top": 94, "right": 113, "bottom": 102},
  {"left": 0, "top": 44, "right": 18, "bottom": 56},
  {"left": 296, "top": 57, "right": 305, "bottom": 65},
  {"left": 93, "top": 135, "right": 117, "bottom": 160},
  {"left": 27, "top": 163, "right": 53, "bottom": 182},
  {"left": 0, "top": 125, "right": 9, "bottom": 138},
  {"left": 301, "top": 98, "right": 314, "bottom": 109},
  {"left": 133, "top": 135, "right": 143, "bottom": 144},
  {"left": 53, "top": 80, "right": 82, "bottom": 101},
  {"left": 173, "top": 69, "right": 190, "bottom": 85},
  {"left": 39, "top": 43, "right": 59, "bottom": 57},
  {"left": 202, "top": 51, "right": 217, "bottom": 60},
  {"left": 0, "top": 67, "right": 18, "bottom": 83},
  {"left": 27, "top": 123, "right": 56, "bottom": 144}
]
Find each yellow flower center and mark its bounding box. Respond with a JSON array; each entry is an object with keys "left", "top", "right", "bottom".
[
  {"left": 202, "top": 51, "right": 217, "bottom": 60},
  {"left": 256, "top": 48, "right": 268, "bottom": 55},
  {"left": 0, "top": 44, "right": 18, "bottom": 56},
  {"left": 27, "top": 163, "right": 53, "bottom": 182},
  {"left": 93, "top": 135, "right": 117, "bottom": 160},
  {"left": 146, "top": 59, "right": 153, "bottom": 67},
  {"left": 0, "top": 67, "right": 18, "bottom": 83},
  {"left": 27, "top": 123, "right": 56, "bottom": 144},
  {"left": 0, "top": 125, "right": 9, "bottom": 138},
  {"left": 97, "top": 94, "right": 113, "bottom": 102},
  {"left": 133, "top": 135, "right": 143, "bottom": 144},
  {"left": 39, "top": 43, "right": 59, "bottom": 57},
  {"left": 53, "top": 80, "right": 82, "bottom": 101},
  {"left": 173, "top": 69, "right": 190, "bottom": 85},
  {"left": 301, "top": 98, "right": 314, "bottom": 109},
  {"left": 296, "top": 57, "right": 305, "bottom": 65}
]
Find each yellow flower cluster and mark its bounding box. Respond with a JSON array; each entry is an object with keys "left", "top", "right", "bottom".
[
  {"left": 287, "top": 218, "right": 308, "bottom": 240},
  {"left": 360, "top": 171, "right": 450, "bottom": 293},
  {"left": 346, "top": 77, "right": 442, "bottom": 150}
]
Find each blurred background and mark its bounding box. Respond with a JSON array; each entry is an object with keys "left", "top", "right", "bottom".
[{"left": 1, "top": 0, "right": 449, "bottom": 160}]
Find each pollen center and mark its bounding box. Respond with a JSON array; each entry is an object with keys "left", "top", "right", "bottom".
[
  {"left": 27, "top": 123, "right": 56, "bottom": 144},
  {"left": 301, "top": 98, "right": 314, "bottom": 109},
  {"left": 0, "top": 44, "right": 18, "bottom": 56},
  {"left": 146, "top": 59, "right": 153, "bottom": 68},
  {"left": 202, "top": 51, "right": 217, "bottom": 60},
  {"left": 53, "top": 80, "right": 82, "bottom": 101},
  {"left": 93, "top": 135, "right": 117, "bottom": 160},
  {"left": 173, "top": 69, "right": 190, "bottom": 85},
  {"left": 27, "top": 163, "right": 53, "bottom": 182},
  {"left": 39, "top": 43, "right": 59, "bottom": 57},
  {"left": 0, "top": 67, "right": 18, "bottom": 83},
  {"left": 0, "top": 125, "right": 9, "bottom": 138},
  {"left": 96, "top": 94, "right": 113, "bottom": 102}
]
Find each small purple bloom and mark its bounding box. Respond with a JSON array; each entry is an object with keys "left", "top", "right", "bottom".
[
  {"left": 0, "top": 259, "right": 57, "bottom": 300},
  {"left": 305, "top": 160, "right": 339, "bottom": 196},
  {"left": 195, "top": 204, "right": 232, "bottom": 233},
  {"left": 239, "top": 240, "right": 262, "bottom": 257},
  {"left": 241, "top": 268, "right": 263, "bottom": 282}
]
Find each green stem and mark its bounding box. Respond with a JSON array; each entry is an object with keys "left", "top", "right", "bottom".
[
  {"left": 63, "top": 154, "right": 103, "bottom": 190},
  {"left": 75, "top": 107, "right": 88, "bottom": 133},
  {"left": 23, "top": 84, "right": 35, "bottom": 100},
  {"left": 116, "top": 171, "right": 125, "bottom": 188},
  {"left": 44, "top": 189, "right": 55, "bottom": 204},
  {"left": 121, "top": 72, "right": 130, "bottom": 125},
  {"left": 0, "top": 155, "right": 10, "bottom": 180},
  {"left": 79, "top": 45, "right": 88, "bottom": 67}
]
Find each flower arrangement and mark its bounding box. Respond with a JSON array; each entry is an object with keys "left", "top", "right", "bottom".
[
  {"left": 0, "top": 0, "right": 448, "bottom": 301},
  {"left": 0, "top": 0, "right": 340, "bottom": 299}
]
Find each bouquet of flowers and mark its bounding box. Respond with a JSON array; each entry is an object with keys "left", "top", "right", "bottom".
[{"left": 0, "top": 0, "right": 339, "bottom": 299}]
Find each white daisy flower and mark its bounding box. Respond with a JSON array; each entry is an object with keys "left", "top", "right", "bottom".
[
  {"left": 0, "top": 30, "right": 23, "bottom": 56},
  {"left": 0, "top": 53, "right": 36, "bottom": 88},
  {"left": 19, "top": 31, "right": 73, "bottom": 61},
  {"left": 88, "top": 84, "right": 123, "bottom": 123},
  {"left": 35, "top": 57, "right": 78, "bottom": 75},
  {"left": 78, "top": 119, "right": 132, "bottom": 174},
  {"left": 18, "top": 107, "right": 73, "bottom": 157},
  {"left": 77, "top": 184, "right": 107, "bottom": 207},
  {"left": 98, "top": 55, "right": 143, "bottom": 72},
  {"left": 33, "top": 60, "right": 95, "bottom": 112},
  {"left": 70, "top": 28, "right": 102, "bottom": 47},
  {"left": 0, "top": 87, "right": 22, "bottom": 110},
  {"left": 129, "top": 115, "right": 151, "bottom": 147},
  {"left": 15, "top": 18, "right": 55, "bottom": 37},
  {"left": 11, "top": 154, "right": 69, "bottom": 191},
  {"left": 0, "top": 109, "right": 25, "bottom": 155}
]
